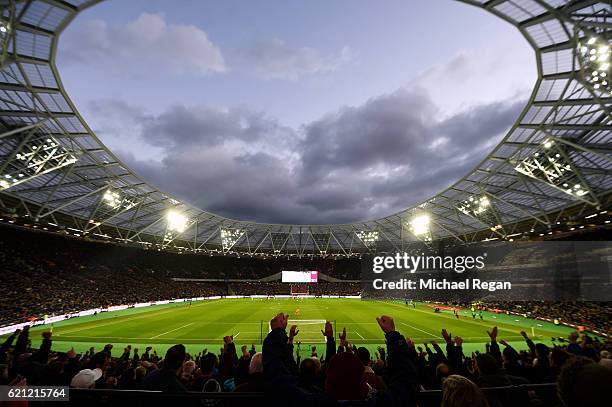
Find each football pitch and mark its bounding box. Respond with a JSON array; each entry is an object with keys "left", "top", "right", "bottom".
[{"left": 7, "top": 299, "right": 580, "bottom": 355}]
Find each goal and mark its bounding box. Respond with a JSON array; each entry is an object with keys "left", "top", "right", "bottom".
[
  {"left": 272, "top": 319, "right": 331, "bottom": 342},
  {"left": 295, "top": 319, "right": 329, "bottom": 343}
]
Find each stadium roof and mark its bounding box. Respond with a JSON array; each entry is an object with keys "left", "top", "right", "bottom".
[{"left": 0, "top": 0, "right": 610, "bottom": 257}]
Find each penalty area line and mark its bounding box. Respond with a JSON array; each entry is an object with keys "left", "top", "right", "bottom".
[
  {"left": 399, "top": 321, "right": 439, "bottom": 338},
  {"left": 150, "top": 322, "right": 195, "bottom": 339},
  {"left": 58, "top": 300, "right": 217, "bottom": 335}
]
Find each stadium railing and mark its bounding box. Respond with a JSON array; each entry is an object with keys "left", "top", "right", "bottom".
[{"left": 67, "top": 383, "right": 558, "bottom": 406}]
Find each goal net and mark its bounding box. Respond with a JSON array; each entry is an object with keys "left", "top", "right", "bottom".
[
  {"left": 297, "top": 319, "right": 328, "bottom": 343},
  {"left": 268, "top": 319, "right": 330, "bottom": 343}
]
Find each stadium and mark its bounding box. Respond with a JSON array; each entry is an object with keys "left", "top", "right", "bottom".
[{"left": 0, "top": 0, "right": 611, "bottom": 406}]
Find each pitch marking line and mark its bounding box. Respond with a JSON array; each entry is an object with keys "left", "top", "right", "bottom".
[
  {"left": 355, "top": 331, "right": 365, "bottom": 340},
  {"left": 399, "top": 322, "right": 439, "bottom": 338},
  {"left": 150, "top": 322, "right": 195, "bottom": 339},
  {"left": 234, "top": 332, "right": 241, "bottom": 339},
  {"left": 56, "top": 336, "right": 239, "bottom": 341},
  {"left": 58, "top": 300, "right": 217, "bottom": 335},
  {"left": 380, "top": 301, "right": 520, "bottom": 336},
  {"left": 53, "top": 334, "right": 530, "bottom": 343}
]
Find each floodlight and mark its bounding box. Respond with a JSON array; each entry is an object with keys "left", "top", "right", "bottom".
[
  {"left": 102, "top": 190, "right": 122, "bottom": 209},
  {"left": 96, "top": 188, "right": 137, "bottom": 220},
  {"left": 356, "top": 231, "right": 379, "bottom": 248},
  {"left": 514, "top": 139, "right": 596, "bottom": 205},
  {"left": 221, "top": 228, "right": 245, "bottom": 251},
  {"left": 577, "top": 33, "right": 611, "bottom": 93},
  {"left": 167, "top": 210, "right": 188, "bottom": 233},
  {"left": 457, "top": 195, "right": 497, "bottom": 226},
  {"left": 457, "top": 196, "right": 491, "bottom": 217},
  {"left": 0, "top": 135, "right": 79, "bottom": 191},
  {"left": 409, "top": 214, "right": 430, "bottom": 237}
]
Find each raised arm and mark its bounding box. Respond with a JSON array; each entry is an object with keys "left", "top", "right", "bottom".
[
  {"left": 287, "top": 325, "right": 300, "bottom": 375},
  {"left": 30, "top": 331, "right": 52, "bottom": 364},
  {"left": 487, "top": 326, "right": 503, "bottom": 366},
  {"left": 321, "top": 321, "right": 336, "bottom": 365},
  {"left": 14, "top": 325, "right": 29, "bottom": 358},
  {"left": 0, "top": 329, "right": 20, "bottom": 363},
  {"left": 520, "top": 331, "right": 537, "bottom": 356},
  {"left": 447, "top": 336, "right": 464, "bottom": 373},
  {"left": 499, "top": 339, "right": 519, "bottom": 360},
  {"left": 119, "top": 345, "right": 131, "bottom": 361},
  {"left": 374, "top": 316, "right": 420, "bottom": 407}
]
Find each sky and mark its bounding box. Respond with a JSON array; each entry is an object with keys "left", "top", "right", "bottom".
[{"left": 57, "top": 0, "right": 536, "bottom": 224}]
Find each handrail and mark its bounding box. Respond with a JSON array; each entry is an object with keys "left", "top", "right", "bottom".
[{"left": 69, "top": 382, "right": 557, "bottom": 399}]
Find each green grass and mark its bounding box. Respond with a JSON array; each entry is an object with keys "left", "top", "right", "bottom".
[{"left": 4, "top": 299, "right": 581, "bottom": 356}]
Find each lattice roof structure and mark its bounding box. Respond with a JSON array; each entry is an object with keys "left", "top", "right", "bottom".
[{"left": 0, "top": 0, "right": 610, "bottom": 257}]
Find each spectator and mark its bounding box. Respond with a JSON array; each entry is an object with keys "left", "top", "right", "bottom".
[
  {"left": 70, "top": 368, "right": 102, "bottom": 389},
  {"left": 202, "top": 378, "right": 222, "bottom": 406},
  {"left": 556, "top": 356, "right": 612, "bottom": 407},
  {"left": 599, "top": 350, "right": 612, "bottom": 370},
  {"left": 234, "top": 352, "right": 264, "bottom": 392},
  {"left": 357, "top": 346, "right": 385, "bottom": 391},
  {"left": 142, "top": 344, "right": 187, "bottom": 392},
  {"left": 441, "top": 374, "right": 489, "bottom": 407},
  {"left": 325, "top": 352, "right": 368, "bottom": 400}
]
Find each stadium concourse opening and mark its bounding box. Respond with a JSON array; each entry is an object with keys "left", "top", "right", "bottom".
[{"left": 0, "top": 0, "right": 611, "bottom": 406}]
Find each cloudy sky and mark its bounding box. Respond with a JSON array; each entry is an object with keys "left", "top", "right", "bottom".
[{"left": 57, "top": 0, "right": 535, "bottom": 224}]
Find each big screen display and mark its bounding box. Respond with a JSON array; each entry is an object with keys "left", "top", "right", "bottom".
[{"left": 282, "top": 270, "right": 318, "bottom": 283}]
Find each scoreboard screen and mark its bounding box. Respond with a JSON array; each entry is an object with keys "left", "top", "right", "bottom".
[{"left": 282, "top": 270, "right": 318, "bottom": 283}]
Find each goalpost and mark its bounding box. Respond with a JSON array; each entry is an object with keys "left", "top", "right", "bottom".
[{"left": 260, "top": 319, "right": 334, "bottom": 344}]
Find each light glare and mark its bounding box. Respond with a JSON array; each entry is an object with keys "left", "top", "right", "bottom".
[
  {"left": 410, "top": 214, "right": 430, "bottom": 236},
  {"left": 167, "top": 210, "right": 188, "bottom": 233}
]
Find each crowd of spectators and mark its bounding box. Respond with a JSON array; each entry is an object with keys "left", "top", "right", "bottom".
[
  {"left": 0, "top": 225, "right": 360, "bottom": 327},
  {"left": 308, "top": 281, "right": 362, "bottom": 296},
  {"left": 0, "top": 314, "right": 610, "bottom": 406},
  {"left": 450, "top": 301, "right": 612, "bottom": 337},
  {"left": 228, "top": 282, "right": 294, "bottom": 296},
  {"left": 0, "top": 224, "right": 359, "bottom": 280}
]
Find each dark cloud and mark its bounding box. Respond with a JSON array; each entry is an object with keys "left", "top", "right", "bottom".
[
  {"left": 298, "top": 89, "right": 437, "bottom": 185},
  {"left": 92, "top": 90, "right": 523, "bottom": 224},
  {"left": 142, "top": 105, "right": 296, "bottom": 149}
]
